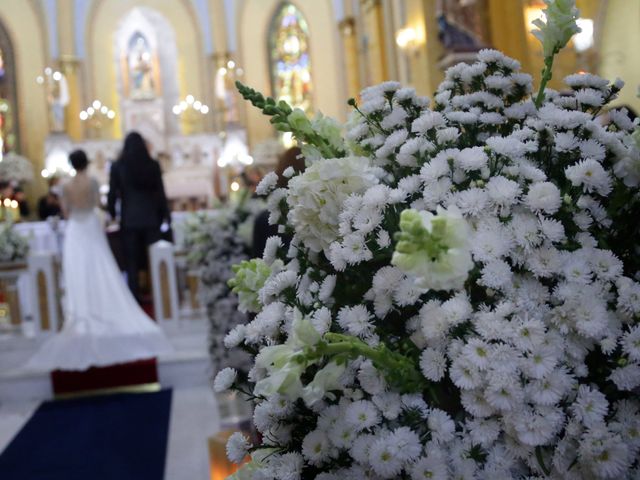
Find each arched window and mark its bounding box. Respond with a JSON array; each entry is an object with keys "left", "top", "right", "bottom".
[
  {"left": 0, "top": 21, "right": 18, "bottom": 158},
  {"left": 126, "top": 32, "right": 156, "bottom": 99},
  {"left": 268, "top": 3, "right": 313, "bottom": 112}
]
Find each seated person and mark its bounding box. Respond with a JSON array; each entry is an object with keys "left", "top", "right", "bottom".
[{"left": 38, "top": 177, "right": 63, "bottom": 220}]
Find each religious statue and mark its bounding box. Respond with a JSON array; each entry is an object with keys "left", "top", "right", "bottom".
[
  {"left": 127, "top": 34, "right": 156, "bottom": 100},
  {"left": 436, "top": 0, "right": 486, "bottom": 52},
  {"left": 47, "top": 73, "right": 69, "bottom": 133}
]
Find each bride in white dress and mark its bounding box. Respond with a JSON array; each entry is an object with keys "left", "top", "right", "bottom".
[{"left": 28, "top": 150, "right": 172, "bottom": 371}]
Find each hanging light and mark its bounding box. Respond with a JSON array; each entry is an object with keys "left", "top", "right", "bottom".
[{"left": 573, "top": 18, "right": 594, "bottom": 52}]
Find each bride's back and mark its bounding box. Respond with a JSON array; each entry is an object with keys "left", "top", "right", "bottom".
[{"left": 63, "top": 172, "right": 99, "bottom": 215}]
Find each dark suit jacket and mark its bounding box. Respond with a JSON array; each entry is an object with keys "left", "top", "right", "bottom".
[{"left": 107, "top": 160, "right": 170, "bottom": 229}]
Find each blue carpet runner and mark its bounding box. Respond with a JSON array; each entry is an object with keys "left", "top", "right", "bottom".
[{"left": 0, "top": 390, "right": 172, "bottom": 480}]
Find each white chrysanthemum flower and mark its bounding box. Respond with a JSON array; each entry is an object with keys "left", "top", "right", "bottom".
[
  {"left": 449, "top": 357, "right": 483, "bottom": 390},
  {"left": 328, "top": 422, "right": 356, "bottom": 449},
  {"left": 226, "top": 431, "right": 252, "bottom": 464},
  {"left": 428, "top": 409, "right": 455, "bottom": 443},
  {"left": 345, "top": 400, "right": 380, "bottom": 431},
  {"left": 368, "top": 435, "right": 404, "bottom": 478},
  {"left": 455, "top": 146, "right": 488, "bottom": 172},
  {"left": 272, "top": 452, "right": 304, "bottom": 480},
  {"left": 579, "top": 427, "right": 630, "bottom": 478},
  {"left": 350, "top": 433, "right": 375, "bottom": 465},
  {"left": 436, "top": 127, "right": 460, "bottom": 144},
  {"left": 310, "top": 307, "right": 332, "bottom": 335},
  {"left": 213, "top": 367, "right": 237, "bottom": 392},
  {"left": 262, "top": 236, "right": 283, "bottom": 266},
  {"left": 372, "top": 392, "right": 402, "bottom": 420},
  {"left": 609, "top": 364, "right": 640, "bottom": 391},
  {"left": 224, "top": 325, "right": 246, "bottom": 348},
  {"left": 525, "top": 181, "right": 561, "bottom": 214},
  {"left": 256, "top": 171, "right": 279, "bottom": 196},
  {"left": 420, "top": 347, "right": 447, "bottom": 381},
  {"left": 486, "top": 176, "right": 521, "bottom": 214},
  {"left": 565, "top": 159, "right": 613, "bottom": 196},
  {"left": 302, "top": 430, "right": 333, "bottom": 466},
  {"left": 573, "top": 385, "right": 609, "bottom": 427},
  {"left": 412, "top": 111, "right": 445, "bottom": 133},
  {"left": 358, "top": 360, "right": 387, "bottom": 395},
  {"left": 337, "top": 305, "right": 374, "bottom": 338}
]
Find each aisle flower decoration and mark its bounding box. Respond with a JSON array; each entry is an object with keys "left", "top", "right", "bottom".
[
  {"left": 0, "top": 223, "right": 29, "bottom": 263},
  {"left": 180, "top": 190, "right": 264, "bottom": 376},
  {"left": 0, "top": 152, "right": 34, "bottom": 184},
  {"left": 217, "top": 2, "right": 640, "bottom": 477}
]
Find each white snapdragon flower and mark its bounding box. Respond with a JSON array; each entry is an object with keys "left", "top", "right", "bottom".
[
  {"left": 287, "top": 156, "right": 379, "bottom": 253},
  {"left": 302, "top": 360, "right": 347, "bottom": 406},
  {"left": 392, "top": 207, "right": 473, "bottom": 291},
  {"left": 531, "top": 0, "right": 581, "bottom": 58}
]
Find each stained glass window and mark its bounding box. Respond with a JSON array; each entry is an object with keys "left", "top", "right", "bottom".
[
  {"left": 269, "top": 3, "right": 313, "bottom": 112},
  {"left": 0, "top": 22, "right": 18, "bottom": 158}
]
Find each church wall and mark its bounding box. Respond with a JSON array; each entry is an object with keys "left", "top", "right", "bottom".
[
  {"left": 598, "top": 0, "right": 640, "bottom": 113},
  {"left": 237, "top": 0, "right": 346, "bottom": 148},
  {"left": 85, "top": 0, "right": 207, "bottom": 139},
  {"left": 0, "top": 0, "right": 50, "bottom": 196}
]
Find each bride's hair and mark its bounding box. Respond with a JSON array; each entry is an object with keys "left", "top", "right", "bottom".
[
  {"left": 69, "top": 150, "right": 89, "bottom": 172},
  {"left": 117, "top": 131, "right": 159, "bottom": 190}
]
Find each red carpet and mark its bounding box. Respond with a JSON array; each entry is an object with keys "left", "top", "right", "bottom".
[{"left": 51, "top": 358, "right": 158, "bottom": 396}]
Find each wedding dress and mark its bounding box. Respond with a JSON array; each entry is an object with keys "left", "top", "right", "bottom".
[{"left": 27, "top": 172, "right": 173, "bottom": 371}]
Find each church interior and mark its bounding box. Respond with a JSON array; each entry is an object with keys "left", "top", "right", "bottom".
[{"left": 0, "top": 0, "right": 638, "bottom": 479}]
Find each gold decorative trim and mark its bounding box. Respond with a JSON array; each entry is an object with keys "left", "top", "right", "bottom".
[
  {"left": 187, "top": 272, "right": 200, "bottom": 310},
  {"left": 37, "top": 270, "right": 50, "bottom": 331},
  {"left": 160, "top": 261, "right": 172, "bottom": 319},
  {"left": 0, "top": 262, "right": 28, "bottom": 272},
  {"left": 54, "top": 382, "right": 161, "bottom": 401}
]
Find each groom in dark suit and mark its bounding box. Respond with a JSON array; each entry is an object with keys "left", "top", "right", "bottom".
[{"left": 108, "top": 132, "right": 171, "bottom": 302}]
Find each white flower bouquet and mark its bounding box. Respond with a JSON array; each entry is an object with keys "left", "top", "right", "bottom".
[
  {"left": 181, "top": 191, "right": 264, "bottom": 376},
  {"left": 0, "top": 223, "right": 29, "bottom": 264},
  {"left": 0, "top": 152, "right": 34, "bottom": 184},
  {"left": 219, "top": 3, "right": 640, "bottom": 478}
]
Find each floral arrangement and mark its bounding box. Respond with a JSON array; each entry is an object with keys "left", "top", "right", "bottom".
[
  {"left": 0, "top": 152, "right": 34, "bottom": 184},
  {"left": 181, "top": 191, "right": 264, "bottom": 375},
  {"left": 217, "top": 2, "right": 640, "bottom": 478},
  {"left": 0, "top": 223, "right": 29, "bottom": 264}
]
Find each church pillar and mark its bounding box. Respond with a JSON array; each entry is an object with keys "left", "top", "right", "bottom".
[
  {"left": 360, "top": 0, "right": 389, "bottom": 85},
  {"left": 487, "top": 0, "right": 534, "bottom": 77},
  {"left": 56, "top": 0, "right": 84, "bottom": 141},
  {"left": 338, "top": 16, "right": 361, "bottom": 100}
]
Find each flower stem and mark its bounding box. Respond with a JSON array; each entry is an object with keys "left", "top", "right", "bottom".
[
  {"left": 535, "top": 446, "right": 551, "bottom": 476},
  {"left": 534, "top": 53, "right": 556, "bottom": 108},
  {"left": 321, "top": 333, "right": 426, "bottom": 393}
]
